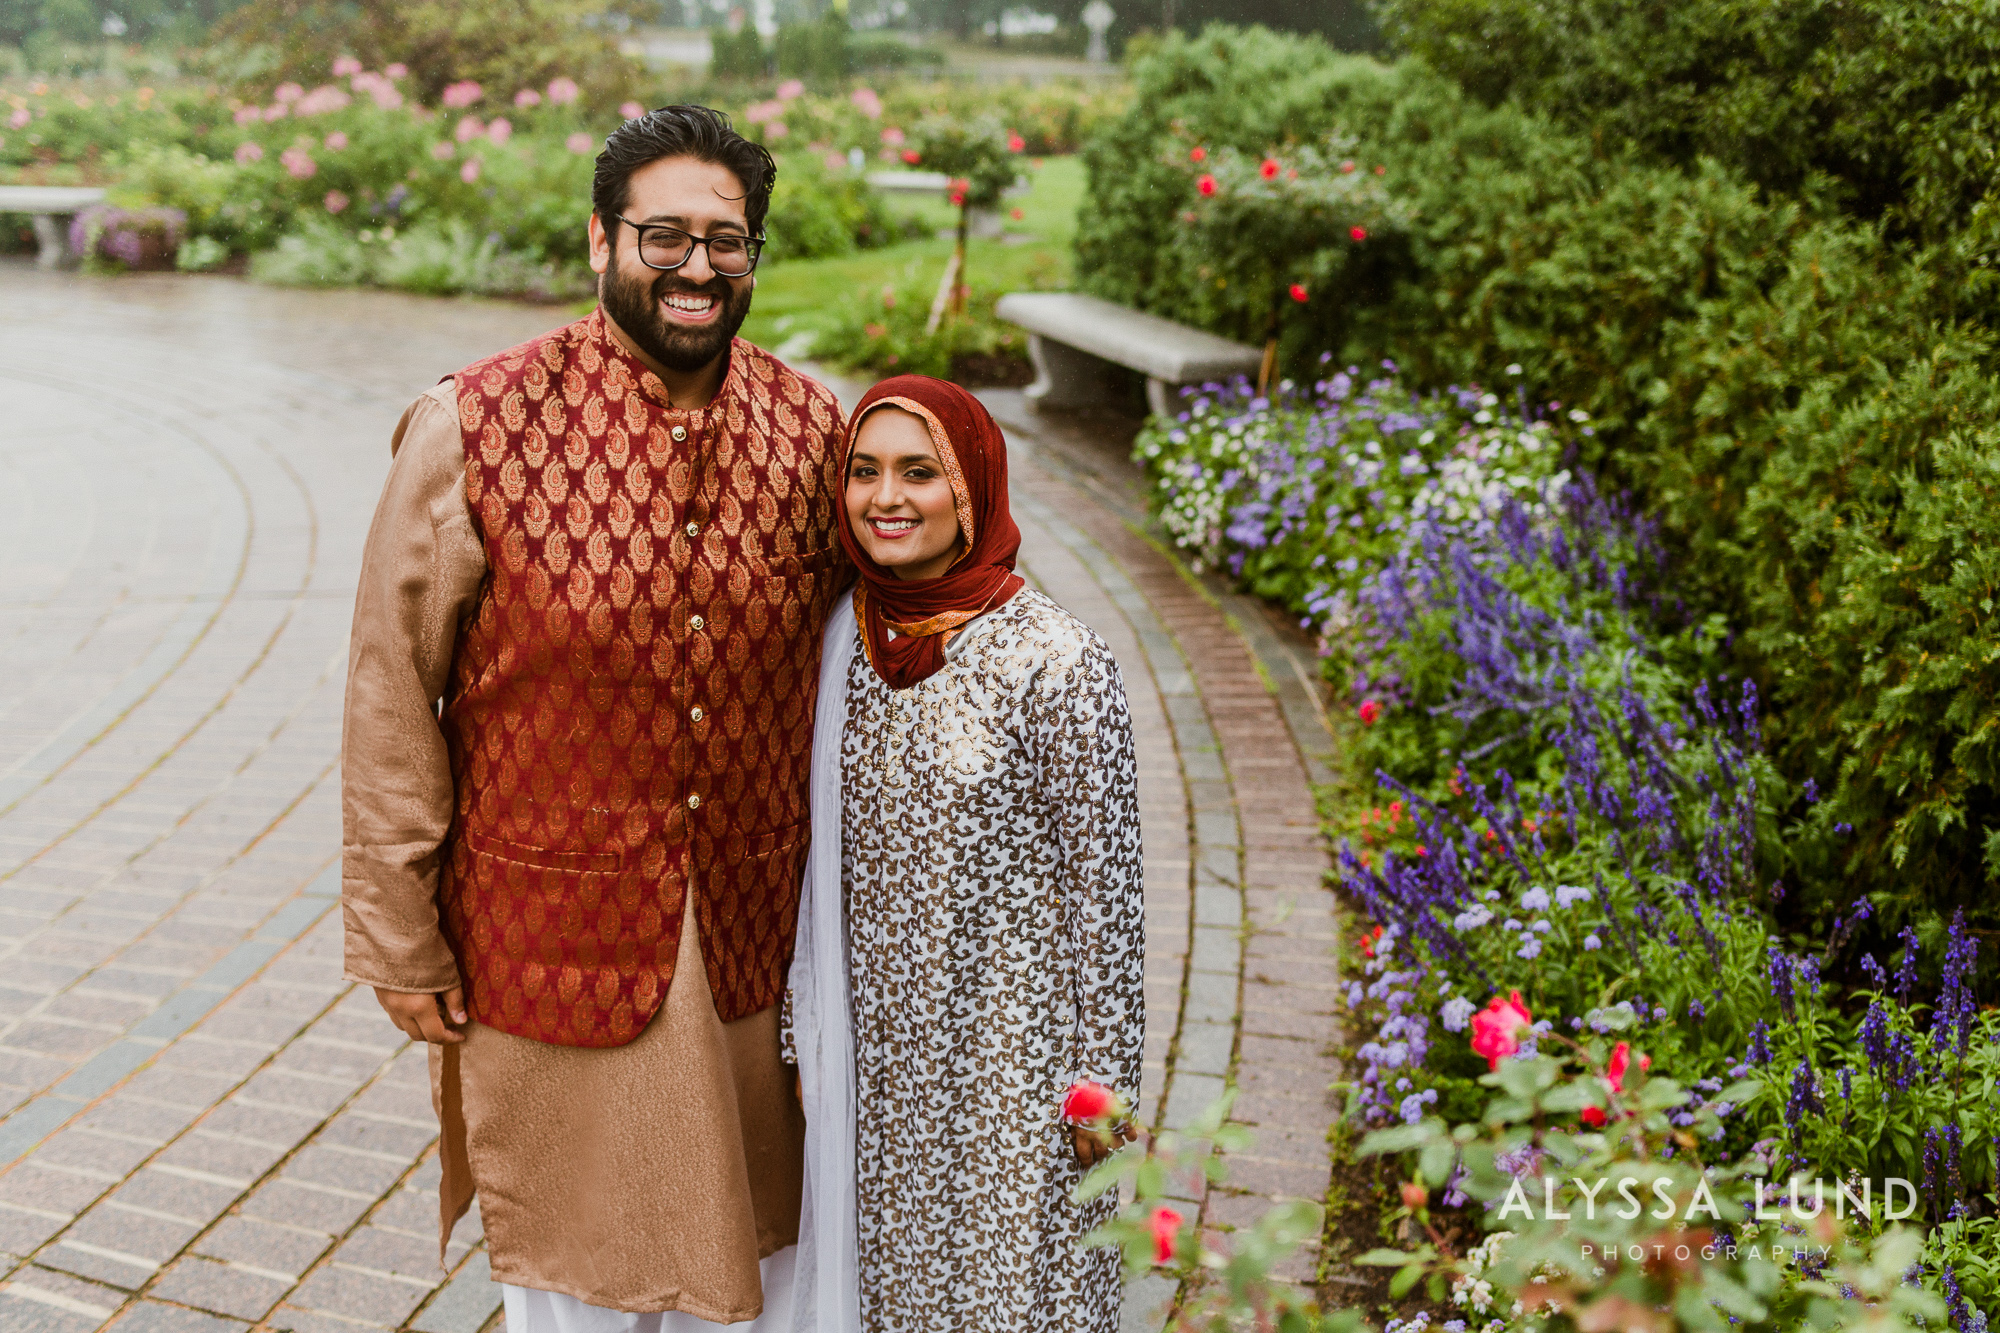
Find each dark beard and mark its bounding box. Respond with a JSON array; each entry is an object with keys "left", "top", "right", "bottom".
[{"left": 599, "top": 254, "right": 752, "bottom": 375}]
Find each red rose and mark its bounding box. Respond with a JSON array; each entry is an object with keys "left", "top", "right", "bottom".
[
  {"left": 1260, "top": 158, "right": 1279, "bottom": 179},
  {"left": 1375, "top": 164, "right": 1386, "bottom": 175},
  {"left": 901, "top": 148, "right": 920, "bottom": 164},
  {"left": 1581, "top": 1105, "right": 1608, "bottom": 1128},
  {"left": 1469, "top": 991, "right": 1533, "bottom": 1071},
  {"left": 1605, "top": 1042, "right": 1651, "bottom": 1093},
  {"left": 1197, "top": 174, "right": 1217, "bottom": 196},
  {"left": 1350, "top": 225, "right": 1368, "bottom": 242},
  {"left": 1289, "top": 282, "right": 1308, "bottom": 302},
  {"left": 1357, "top": 924, "right": 1383, "bottom": 958},
  {"left": 1189, "top": 146, "right": 1206, "bottom": 163},
  {"left": 1358, "top": 699, "right": 1381, "bottom": 724},
  {"left": 1341, "top": 159, "right": 1356, "bottom": 173},
  {"left": 1061, "top": 1079, "right": 1115, "bottom": 1123},
  {"left": 1416, "top": 844, "right": 1428, "bottom": 857},
  {"left": 1007, "top": 131, "right": 1025, "bottom": 152},
  {"left": 1400, "top": 1181, "right": 1427, "bottom": 1209},
  {"left": 1149, "top": 1206, "right": 1183, "bottom": 1265}
]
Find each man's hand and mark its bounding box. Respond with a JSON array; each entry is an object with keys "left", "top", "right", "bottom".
[
  {"left": 374, "top": 986, "right": 468, "bottom": 1045},
  {"left": 1071, "top": 1120, "right": 1139, "bottom": 1169}
]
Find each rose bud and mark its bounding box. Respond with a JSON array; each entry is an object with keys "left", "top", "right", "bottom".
[
  {"left": 1400, "top": 1181, "right": 1427, "bottom": 1209},
  {"left": 1149, "top": 1206, "right": 1184, "bottom": 1265}
]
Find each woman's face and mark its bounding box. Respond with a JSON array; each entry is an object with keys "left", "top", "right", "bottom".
[{"left": 845, "top": 407, "right": 965, "bottom": 581}]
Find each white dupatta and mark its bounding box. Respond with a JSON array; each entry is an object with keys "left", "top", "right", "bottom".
[{"left": 786, "top": 588, "right": 861, "bottom": 1333}]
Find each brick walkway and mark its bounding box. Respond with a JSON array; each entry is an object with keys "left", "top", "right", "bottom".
[{"left": 0, "top": 265, "right": 1343, "bottom": 1333}]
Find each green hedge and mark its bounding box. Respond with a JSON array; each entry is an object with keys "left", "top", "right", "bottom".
[{"left": 1078, "top": 24, "right": 2000, "bottom": 946}]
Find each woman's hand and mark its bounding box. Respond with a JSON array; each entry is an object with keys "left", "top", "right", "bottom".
[{"left": 1071, "top": 1120, "right": 1139, "bottom": 1169}]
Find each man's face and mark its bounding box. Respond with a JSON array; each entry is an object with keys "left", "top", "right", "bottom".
[{"left": 589, "top": 155, "right": 757, "bottom": 375}]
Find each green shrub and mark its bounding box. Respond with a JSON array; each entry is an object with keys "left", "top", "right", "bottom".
[
  {"left": 807, "top": 276, "right": 1027, "bottom": 381},
  {"left": 762, "top": 158, "right": 914, "bottom": 264},
  {"left": 707, "top": 24, "right": 767, "bottom": 82},
  {"left": 1373, "top": 0, "right": 2000, "bottom": 247},
  {"left": 249, "top": 213, "right": 587, "bottom": 297},
  {"left": 1083, "top": 25, "right": 2000, "bottom": 938},
  {"left": 772, "top": 13, "right": 851, "bottom": 84}
]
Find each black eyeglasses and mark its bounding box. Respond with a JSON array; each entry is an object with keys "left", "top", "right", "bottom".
[{"left": 615, "top": 217, "right": 765, "bottom": 276}]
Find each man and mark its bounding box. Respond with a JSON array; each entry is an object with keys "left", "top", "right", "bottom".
[{"left": 340, "top": 105, "right": 846, "bottom": 1328}]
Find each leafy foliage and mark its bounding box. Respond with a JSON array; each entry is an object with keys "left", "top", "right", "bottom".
[
  {"left": 1371, "top": 0, "right": 2000, "bottom": 246},
  {"left": 1084, "top": 23, "right": 2000, "bottom": 938},
  {"left": 1358, "top": 1047, "right": 1947, "bottom": 1333}
]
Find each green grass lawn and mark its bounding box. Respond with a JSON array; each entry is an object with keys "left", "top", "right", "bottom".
[{"left": 740, "top": 153, "right": 1084, "bottom": 354}]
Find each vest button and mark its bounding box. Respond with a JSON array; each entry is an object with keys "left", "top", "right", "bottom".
[
  {"left": 687, "top": 793, "right": 701, "bottom": 810},
  {"left": 689, "top": 614, "right": 705, "bottom": 631},
  {"left": 671, "top": 425, "right": 688, "bottom": 442},
  {"left": 690, "top": 706, "right": 704, "bottom": 721},
  {"left": 686, "top": 521, "right": 699, "bottom": 538}
]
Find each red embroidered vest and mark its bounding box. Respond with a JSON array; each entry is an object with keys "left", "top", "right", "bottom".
[{"left": 440, "top": 312, "right": 846, "bottom": 1046}]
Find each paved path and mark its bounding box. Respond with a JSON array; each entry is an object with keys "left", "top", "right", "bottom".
[{"left": 0, "top": 263, "right": 1343, "bottom": 1333}]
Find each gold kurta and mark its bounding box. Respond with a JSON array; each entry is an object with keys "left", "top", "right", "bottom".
[{"left": 341, "top": 379, "right": 804, "bottom": 1317}]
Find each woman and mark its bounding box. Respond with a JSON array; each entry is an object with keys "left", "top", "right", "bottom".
[{"left": 785, "top": 375, "right": 1145, "bottom": 1333}]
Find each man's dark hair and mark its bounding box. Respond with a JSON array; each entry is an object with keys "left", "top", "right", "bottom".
[{"left": 591, "top": 105, "right": 778, "bottom": 238}]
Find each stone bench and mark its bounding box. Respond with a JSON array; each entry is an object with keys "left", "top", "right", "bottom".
[
  {"left": 0, "top": 185, "right": 108, "bottom": 269},
  {"left": 994, "top": 291, "right": 1263, "bottom": 419}
]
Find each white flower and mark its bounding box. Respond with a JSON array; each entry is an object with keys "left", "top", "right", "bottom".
[{"left": 1505, "top": 363, "right": 1522, "bottom": 375}]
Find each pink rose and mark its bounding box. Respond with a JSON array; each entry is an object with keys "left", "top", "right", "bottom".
[
  {"left": 385, "top": 63, "right": 408, "bottom": 78},
  {"left": 455, "top": 115, "right": 484, "bottom": 142},
  {"left": 274, "top": 82, "right": 303, "bottom": 104},
  {"left": 1060, "top": 1079, "right": 1115, "bottom": 1123},
  {"left": 851, "top": 87, "right": 882, "bottom": 118},
  {"left": 324, "top": 131, "right": 348, "bottom": 150},
  {"left": 280, "top": 146, "right": 317, "bottom": 179},
  {"left": 442, "top": 81, "right": 483, "bottom": 109},
  {"left": 1149, "top": 1207, "right": 1182, "bottom": 1265},
  {"left": 431, "top": 141, "right": 455, "bottom": 160},
  {"left": 566, "top": 131, "right": 594, "bottom": 155},
  {"left": 880, "top": 126, "right": 904, "bottom": 146},
  {"left": 233, "top": 105, "right": 260, "bottom": 126},
  {"left": 1469, "top": 992, "right": 1533, "bottom": 1071},
  {"left": 546, "top": 76, "right": 579, "bottom": 105},
  {"left": 486, "top": 117, "right": 512, "bottom": 145},
  {"left": 460, "top": 157, "right": 482, "bottom": 183},
  {"left": 775, "top": 78, "right": 803, "bottom": 100},
  {"left": 621, "top": 101, "right": 645, "bottom": 119},
  {"left": 323, "top": 189, "right": 349, "bottom": 213},
  {"left": 332, "top": 56, "right": 362, "bottom": 77},
  {"left": 515, "top": 88, "right": 542, "bottom": 108},
  {"left": 765, "top": 120, "right": 787, "bottom": 139},
  {"left": 233, "top": 141, "right": 264, "bottom": 164}
]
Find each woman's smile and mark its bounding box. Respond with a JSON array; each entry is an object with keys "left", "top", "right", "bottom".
[{"left": 845, "top": 405, "right": 966, "bottom": 580}]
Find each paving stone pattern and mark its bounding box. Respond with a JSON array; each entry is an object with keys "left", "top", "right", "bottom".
[{"left": 0, "top": 266, "right": 1343, "bottom": 1333}]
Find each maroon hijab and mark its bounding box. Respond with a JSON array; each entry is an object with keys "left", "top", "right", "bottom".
[{"left": 838, "top": 375, "right": 1025, "bottom": 688}]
